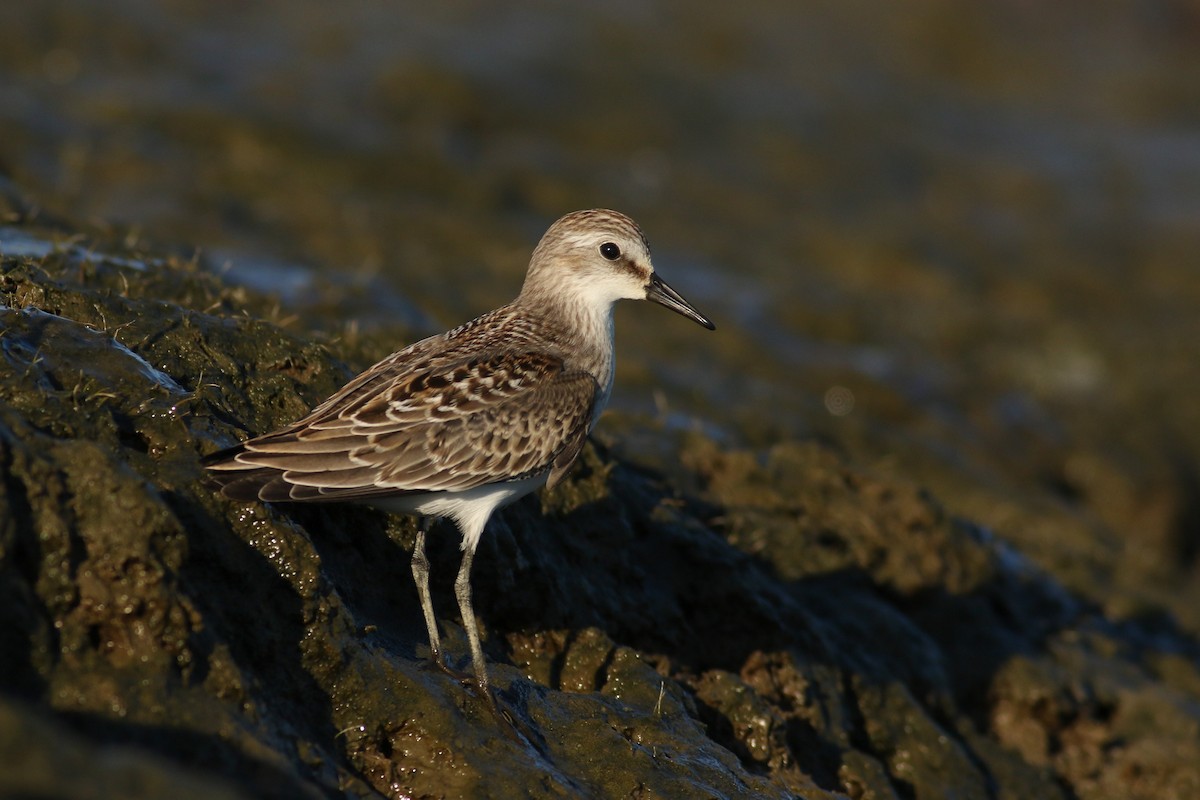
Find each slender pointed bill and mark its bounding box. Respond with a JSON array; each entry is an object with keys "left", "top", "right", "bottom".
[{"left": 646, "top": 274, "right": 715, "bottom": 330}]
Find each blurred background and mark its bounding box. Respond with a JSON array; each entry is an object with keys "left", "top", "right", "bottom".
[{"left": 2, "top": 0, "right": 1198, "bottom": 630}]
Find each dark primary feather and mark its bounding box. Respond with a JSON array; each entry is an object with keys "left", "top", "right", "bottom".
[{"left": 204, "top": 327, "right": 599, "bottom": 504}]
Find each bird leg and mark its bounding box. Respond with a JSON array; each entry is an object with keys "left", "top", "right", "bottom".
[
  {"left": 454, "top": 543, "right": 492, "bottom": 700},
  {"left": 410, "top": 517, "right": 444, "bottom": 667}
]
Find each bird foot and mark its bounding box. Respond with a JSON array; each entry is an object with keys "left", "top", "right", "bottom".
[
  {"left": 418, "top": 655, "right": 525, "bottom": 739},
  {"left": 466, "top": 681, "right": 532, "bottom": 743},
  {"left": 419, "top": 655, "right": 475, "bottom": 685}
]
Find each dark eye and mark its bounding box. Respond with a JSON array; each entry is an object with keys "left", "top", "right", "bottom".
[{"left": 599, "top": 242, "right": 621, "bottom": 261}]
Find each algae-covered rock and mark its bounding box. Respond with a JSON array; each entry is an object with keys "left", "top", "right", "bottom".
[{"left": 2, "top": 203, "right": 1199, "bottom": 799}]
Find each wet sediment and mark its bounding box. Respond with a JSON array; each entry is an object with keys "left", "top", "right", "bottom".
[{"left": 2, "top": 196, "right": 1199, "bottom": 798}]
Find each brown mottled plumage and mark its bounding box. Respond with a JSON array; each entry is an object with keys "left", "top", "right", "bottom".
[{"left": 204, "top": 209, "right": 713, "bottom": 704}]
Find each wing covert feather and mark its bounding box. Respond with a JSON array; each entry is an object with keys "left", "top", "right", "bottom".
[{"left": 208, "top": 348, "right": 598, "bottom": 502}]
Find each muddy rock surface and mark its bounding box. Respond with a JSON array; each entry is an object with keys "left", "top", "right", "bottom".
[{"left": 3, "top": 195, "right": 1199, "bottom": 799}]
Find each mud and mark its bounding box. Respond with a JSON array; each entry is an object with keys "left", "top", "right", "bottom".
[
  {"left": 3, "top": 201, "right": 1199, "bottom": 798},
  {"left": 3, "top": 1, "right": 1198, "bottom": 642},
  {"left": 3, "top": 1, "right": 1200, "bottom": 796}
]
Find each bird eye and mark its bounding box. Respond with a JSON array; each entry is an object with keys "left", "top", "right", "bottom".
[{"left": 599, "top": 242, "right": 621, "bottom": 261}]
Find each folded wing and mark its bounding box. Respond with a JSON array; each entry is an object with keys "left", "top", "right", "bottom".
[{"left": 205, "top": 349, "right": 598, "bottom": 503}]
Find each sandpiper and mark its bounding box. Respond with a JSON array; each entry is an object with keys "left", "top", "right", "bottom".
[{"left": 204, "top": 209, "right": 714, "bottom": 704}]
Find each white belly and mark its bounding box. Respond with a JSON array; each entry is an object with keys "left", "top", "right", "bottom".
[{"left": 365, "top": 474, "right": 548, "bottom": 551}]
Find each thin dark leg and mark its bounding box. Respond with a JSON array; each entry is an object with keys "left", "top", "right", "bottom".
[
  {"left": 410, "top": 517, "right": 443, "bottom": 666},
  {"left": 454, "top": 543, "right": 490, "bottom": 698},
  {"left": 450, "top": 527, "right": 517, "bottom": 731}
]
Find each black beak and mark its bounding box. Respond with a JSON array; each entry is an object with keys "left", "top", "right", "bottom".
[{"left": 646, "top": 274, "right": 715, "bottom": 330}]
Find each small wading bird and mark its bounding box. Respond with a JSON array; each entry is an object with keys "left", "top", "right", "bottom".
[{"left": 205, "top": 209, "right": 714, "bottom": 708}]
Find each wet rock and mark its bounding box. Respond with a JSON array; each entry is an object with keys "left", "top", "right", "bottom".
[{"left": 2, "top": 210, "right": 1199, "bottom": 799}]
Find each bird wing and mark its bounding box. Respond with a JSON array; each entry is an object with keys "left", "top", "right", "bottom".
[{"left": 205, "top": 348, "right": 598, "bottom": 503}]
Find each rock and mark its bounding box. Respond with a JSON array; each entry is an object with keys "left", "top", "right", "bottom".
[{"left": 2, "top": 207, "right": 1199, "bottom": 799}]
